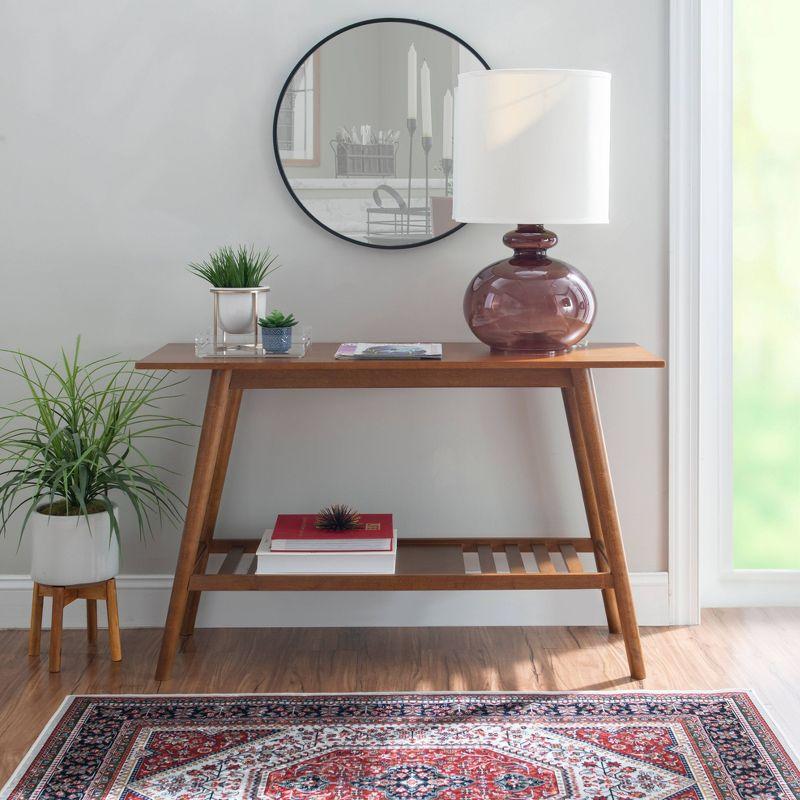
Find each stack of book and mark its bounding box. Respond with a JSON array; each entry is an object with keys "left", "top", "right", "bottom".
[{"left": 255, "top": 513, "right": 396, "bottom": 574}]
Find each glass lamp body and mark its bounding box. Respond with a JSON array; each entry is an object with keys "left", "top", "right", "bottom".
[{"left": 463, "top": 225, "right": 596, "bottom": 355}]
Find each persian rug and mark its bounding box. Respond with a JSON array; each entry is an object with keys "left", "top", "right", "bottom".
[{"left": 2, "top": 692, "right": 798, "bottom": 800}]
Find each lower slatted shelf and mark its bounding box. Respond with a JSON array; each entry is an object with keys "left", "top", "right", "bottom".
[{"left": 188, "top": 537, "right": 612, "bottom": 592}]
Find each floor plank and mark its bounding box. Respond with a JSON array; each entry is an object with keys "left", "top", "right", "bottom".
[{"left": 1, "top": 608, "right": 799, "bottom": 783}]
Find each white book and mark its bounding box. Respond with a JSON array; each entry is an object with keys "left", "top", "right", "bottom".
[{"left": 255, "top": 528, "right": 397, "bottom": 574}]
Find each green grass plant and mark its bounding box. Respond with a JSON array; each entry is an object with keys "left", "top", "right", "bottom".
[
  {"left": 0, "top": 338, "right": 193, "bottom": 546},
  {"left": 188, "top": 245, "right": 280, "bottom": 288}
]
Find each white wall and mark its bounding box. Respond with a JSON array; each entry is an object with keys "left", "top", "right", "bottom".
[{"left": 0, "top": 0, "right": 668, "bottom": 624}]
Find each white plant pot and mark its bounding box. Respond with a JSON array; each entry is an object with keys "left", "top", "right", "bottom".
[
  {"left": 214, "top": 288, "right": 269, "bottom": 334},
  {"left": 30, "top": 503, "right": 120, "bottom": 585}
]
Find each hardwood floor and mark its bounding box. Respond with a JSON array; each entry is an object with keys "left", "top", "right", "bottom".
[{"left": 1, "top": 608, "right": 799, "bottom": 784}]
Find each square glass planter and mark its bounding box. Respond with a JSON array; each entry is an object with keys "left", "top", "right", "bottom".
[{"left": 195, "top": 326, "right": 312, "bottom": 359}]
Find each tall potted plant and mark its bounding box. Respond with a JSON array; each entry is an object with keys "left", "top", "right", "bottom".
[
  {"left": 188, "top": 245, "right": 280, "bottom": 334},
  {"left": 0, "top": 340, "right": 192, "bottom": 586}
]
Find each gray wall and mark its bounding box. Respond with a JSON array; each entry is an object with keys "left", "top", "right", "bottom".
[{"left": 0, "top": 1, "right": 668, "bottom": 593}]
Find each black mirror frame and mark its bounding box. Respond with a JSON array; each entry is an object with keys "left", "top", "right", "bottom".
[{"left": 272, "top": 17, "right": 490, "bottom": 251}]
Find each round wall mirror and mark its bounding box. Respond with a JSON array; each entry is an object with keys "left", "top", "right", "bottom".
[{"left": 273, "top": 18, "right": 489, "bottom": 249}]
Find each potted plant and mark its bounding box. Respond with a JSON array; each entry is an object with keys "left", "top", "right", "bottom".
[
  {"left": 0, "top": 340, "right": 191, "bottom": 586},
  {"left": 258, "top": 310, "right": 299, "bottom": 354},
  {"left": 188, "top": 245, "right": 280, "bottom": 334}
]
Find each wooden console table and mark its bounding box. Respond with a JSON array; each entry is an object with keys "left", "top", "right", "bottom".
[{"left": 136, "top": 342, "right": 664, "bottom": 681}]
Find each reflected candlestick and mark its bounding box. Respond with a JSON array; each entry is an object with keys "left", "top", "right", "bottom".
[
  {"left": 441, "top": 157, "right": 453, "bottom": 197},
  {"left": 422, "top": 134, "right": 432, "bottom": 234},
  {"left": 406, "top": 117, "right": 417, "bottom": 235}
]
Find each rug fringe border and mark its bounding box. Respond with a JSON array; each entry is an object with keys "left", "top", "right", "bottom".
[
  {"left": 17, "top": 687, "right": 768, "bottom": 697},
  {"left": 736, "top": 688, "right": 800, "bottom": 777}
]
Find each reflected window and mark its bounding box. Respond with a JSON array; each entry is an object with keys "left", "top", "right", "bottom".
[{"left": 277, "top": 53, "right": 319, "bottom": 165}]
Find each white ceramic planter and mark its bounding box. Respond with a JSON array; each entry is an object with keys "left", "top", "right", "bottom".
[
  {"left": 213, "top": 288, "right": 269, "bottom": 334},
  {"left": 30, "top": 503, "right": 120, "bottom": 585}
]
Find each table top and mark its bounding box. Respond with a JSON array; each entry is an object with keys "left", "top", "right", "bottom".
[{"left": 136, "top": 342, "right": 665, "bottom": 372}]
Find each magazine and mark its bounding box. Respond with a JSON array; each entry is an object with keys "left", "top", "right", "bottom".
[{"left": 335, "top": 342, "right": 442, "bottom": 360}]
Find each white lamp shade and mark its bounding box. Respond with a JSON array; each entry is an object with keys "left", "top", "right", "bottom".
[{"left": 453, "top": 69, "right": 610, "bottom": 225}]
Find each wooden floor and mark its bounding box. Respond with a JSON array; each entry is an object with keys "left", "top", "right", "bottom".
[{"left": 1, "top": 608, "right": 799, "bottom": 784}]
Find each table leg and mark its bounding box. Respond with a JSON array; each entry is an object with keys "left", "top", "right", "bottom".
[
  {"left": 86, "top": 598, "right": 98, "bottom": 645},
  {"left": 562, "top": 387, "right": 622, "bottom": 634},
  {"left": 156, "top": 369, "right": 233, "bottom": 680},
  {"left": 49, "top": 587, "right": 65, "bottom": 673},
  {"left": 572, "top": 369, "right": 646, "bottom": 680},
  {"left": 106, "top": 578, "right": 122, "bottom": 662},
  {"left": 28, "top": 583, "right": 43, "bottom": 657},
  {"left": 181, "top": 387, "right": 243, "bottom": 637}
]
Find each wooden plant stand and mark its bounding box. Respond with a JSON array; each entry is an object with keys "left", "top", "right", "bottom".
[
  {"left": 28, "top": 578, "right": 122, "bottom": 673},
  {"left": 136, "top": 342, "right": 664, "bottom": 682}
]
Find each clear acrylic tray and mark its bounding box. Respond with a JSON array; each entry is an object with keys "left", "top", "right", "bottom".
[{"left": 195, "top": 327, "right": 312, "bottom": 359}]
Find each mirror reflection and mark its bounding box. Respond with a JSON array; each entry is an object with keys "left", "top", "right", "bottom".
[{"left": 273, "top": 20, "right": 487, "bottom": 248}]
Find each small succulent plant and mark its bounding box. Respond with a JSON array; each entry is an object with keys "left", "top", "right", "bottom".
[
  {"left": 258, "top": 310, "right": 298, "bottom": 329},
  {"left": 315, "top": 504, "right": 362, "bottom": 531}
]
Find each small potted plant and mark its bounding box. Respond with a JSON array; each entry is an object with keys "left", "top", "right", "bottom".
[
  {"left": 0, "top": 339, "right": 191, "bottom": 586},
  {"left": 258, "top": 310, "right": 299, "bottom": 354},
  {"left": 188, "top": 245, "right": 280, "bottom": 334}
]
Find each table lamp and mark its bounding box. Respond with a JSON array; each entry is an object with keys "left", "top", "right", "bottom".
[{"left": 453, "top": 69, "right": 610, "bottom": 354}]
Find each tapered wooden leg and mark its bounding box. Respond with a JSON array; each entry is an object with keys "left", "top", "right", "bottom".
[
  {"left": 572, "top": 369, "right": 646, "bottom": 680},
  {"left": 181, "top": 386, "right": 243, "bottom": 637},
  {"left": 28, "top": 583, "right": 43, "bottom": 657},
  {"left": 49, "top": 587, "right": 65, "bottom": 673},
  {"left": 105, "top": 579, "right": 122, "bottom": 662},
  {"left": 86, "top": 599, "right": 98, "bottom": 645},
  {"left": 156, "top": 369, "right": 233, "bottom": 680},
  {"left": 562, "top": 387, "right": 622, "bottom": 634}
]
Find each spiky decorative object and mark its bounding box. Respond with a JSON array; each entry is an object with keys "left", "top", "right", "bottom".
[{"left": 315, "top": 504, "right": 362, "bottom": 531}]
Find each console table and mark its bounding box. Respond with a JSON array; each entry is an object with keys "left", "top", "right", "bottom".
[{"left": 136, "top": 342, "right": 664, "bottom": 681}]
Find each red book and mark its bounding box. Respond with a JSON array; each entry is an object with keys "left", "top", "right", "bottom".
[{"left": 270, "top": 514, "right": 394, "bottom": 552}]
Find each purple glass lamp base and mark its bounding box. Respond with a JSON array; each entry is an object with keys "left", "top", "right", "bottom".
[{"left": 463, "top": 224, "right": 596, "bottom": 355}]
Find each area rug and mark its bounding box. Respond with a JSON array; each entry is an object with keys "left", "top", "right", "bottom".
[{"left": 2, "top": 692, "right": 798, "bottom": 800}]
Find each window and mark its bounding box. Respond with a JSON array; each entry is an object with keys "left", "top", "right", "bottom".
[{"left": 733, "top": 0, "right": 800, "bottom": 569}]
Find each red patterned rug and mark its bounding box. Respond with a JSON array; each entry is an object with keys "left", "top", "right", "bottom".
[{"left": 2, "top": 692, "right": 798, "bottom": 800}]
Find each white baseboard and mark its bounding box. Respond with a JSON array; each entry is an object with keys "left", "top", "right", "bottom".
[
  {"left": 0, "top": 572, "right": 670, "bottom": 628},
  {"left": 702, "top": 570, "right": 800, "bottom": 607}
]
